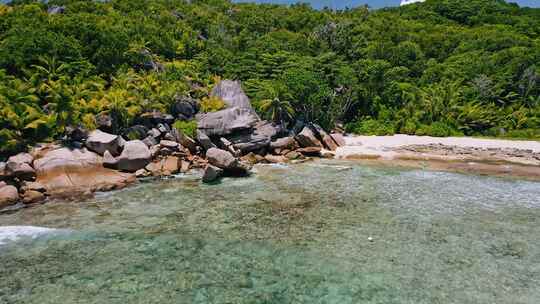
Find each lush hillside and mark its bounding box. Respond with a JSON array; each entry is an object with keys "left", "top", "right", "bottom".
[{"left": 0, "top": 0, "right": 539, "bottom": 156}]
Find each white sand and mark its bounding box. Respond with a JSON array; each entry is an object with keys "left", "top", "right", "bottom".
[{"left": 336, "top": 134, "right": 540, "bottom": 160}]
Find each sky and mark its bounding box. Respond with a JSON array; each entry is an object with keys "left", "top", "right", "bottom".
[{"left": 234, "top": 0, "right": 540, "bottom": 9}]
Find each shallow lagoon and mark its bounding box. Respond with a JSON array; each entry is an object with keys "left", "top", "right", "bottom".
[{"left": 1, "top": 160, "right": 540, "bottom": 303}]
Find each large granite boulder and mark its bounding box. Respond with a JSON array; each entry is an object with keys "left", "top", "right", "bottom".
[
  {"left": 0, "top": 184, "right": 19, "bottom": 208},
  {"left": 295, "top": 127, "right": 323, "bottom": 148},
  {"left": 197, "top": 107, "right": 259, "bottom": 137},
  {"left": 86, "top": 130, "right": 124, "bottom": 156},
  {"left": 211, "top": 80, "right": 255, "bottom": 112},
  {"left": 206, "top": 148, "right": 250, "bottom": 175},
  {"left": 226, "top": 121, "right": 280, "bottom": 153},
  {"left": 33, "top": 147, "right": 134, "bottom": 196},
  {"left": 115, "top": 140, "right": 152, "bottom": 172}
]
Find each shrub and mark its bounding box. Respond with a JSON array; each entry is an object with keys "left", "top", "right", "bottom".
[
  {"left": 200, "top": 96, "right": 226, "bottom": 113},
  {"left": 416, "top": 122, "right": 460, "bottom": 137},
  {"left": 346, "top": 119, "right": 395, "bottom": 136},
  {"left": 173, "top": 120, "right": 197, "bottom": 138}
]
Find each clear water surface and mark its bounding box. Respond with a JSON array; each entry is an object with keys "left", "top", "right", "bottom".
[{"left": 1, "top": 160, "right": 540, "bottom": 303}]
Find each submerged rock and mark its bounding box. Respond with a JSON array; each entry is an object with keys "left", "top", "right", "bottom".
[
  {"left": 22, "top": 190, "right": 45, "bottom": 204},
  {"left": 202, "top": 165, "right": 223, "bottom": 183}
]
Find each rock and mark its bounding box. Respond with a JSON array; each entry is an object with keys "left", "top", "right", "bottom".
[
  {"left": 171, "top": 97, "right": 198, "bottom": 120},
  {"left": 330, "top": 133, "right": 346, "bottom": 147},
  {"left": 6, "top": 162, "right": 36, "bottom": 181},
  {"left": 116, "top": 140, "right": 152, "bottom": 172},
  {"left": 65, "top": 126, "right": 89, "bottom": 142},
  {"left": 226, "top": 121, "right": 280, "bottom": 153},
  {"left": 265, "top": 155, "right": 288, "bottom": 164},
  {"left": 206, "top": 148, "right": 249, "bottom": 175},
  {"left": 211, "top": 80, "right": 256, "bottom": 112},
  {"left": 157, "top": 123, "right": 171, "bottom": 134},
  {"left": 86, "top": 130, "right": 123, "bottom": 156},
  {"left": 0, "top": 162, "right": 6, "bottom": 180},
  {"left": 47, "top": 5, "right": 65, "bottom": 14},
  {"left": 22, "top": 190, "right": 45, "bottom": 204},
  {"left": 142, "top": 136, "right": 159, "bottom": 147},
  {"left": 202, "top": 165, "right": 223, "bottom": 183},
  {"left": 135, "top": 169, "right": 151, "bottom": 178},
  {"left": 103, "top": 150, "right": 118, "bottom": 169},
  {"left": 123, "top": 125, "right": 150, "bottom": 140},
  {"left": 322, "top": 134, "right": 339, "bottom": 151},
  {"left": 0, "top": 185, "right": 19, "bottom": 208},
  {"left": 322, "top": 151, "right": 336, "bottom": 159},
  {"left": 173, "top": 129, "right": 198, "bottom": 153},
  {"left": 148, "top": 128, "right": 162, "bottom": 139},
  {"left": 196, "top": 130, "right": 216, "bottom": 150},
  {"left": 180, "top": 160, "right": 191, "bottom": 173},
  {"left": 270, "top": 137, "right": 298, "bottom": 151},
  {"left": 162, "top": 132, "right": 176, "bottom": 141},
  {"left": 7, "top": 152, "right": 34, "bottom": 165},
  {"left": 33, "top": 147, "right": 135, "bottom": 196},
  {"left": 295, "top": 127, "right": 323, "bottom": 148},
  {"left": 21, "top": 181, "right": 46, "bottom": 193},
  {"left": 160, "top": 140, "right": 180, "bottom": 151},
  {"left": 96, "top": 113, "right": 114, "bottom": 132},
  {"left": 149, "top": 145, "right": 160, "bottom": 158},
  {"left": 241, "top": 152, "right": 259, "bottom": 165},
  {"left": 162, "top": 156, "right": 180, "bottom": 175},
  {"left": 285, "top": 151, "right": 302, "bottom": 160},
  {"left": 197, "top": 107, "right": 259, "bottom": 137},
  {"left": 137, "top": 111, "right": 174, "bottom": 127},
  {"left": 296, "top": 147, "right": 322, "bottom": 156}
]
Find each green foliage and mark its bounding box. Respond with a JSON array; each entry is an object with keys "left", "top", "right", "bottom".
[
  {"left": 200, "top": 96, "right": 226, "bottom": 113},
  {"left": 173, "top": 120, "right": 197, "bottom": 138},
  {"left": 0, "top": 0, "right": 539, "bottom": 156}
]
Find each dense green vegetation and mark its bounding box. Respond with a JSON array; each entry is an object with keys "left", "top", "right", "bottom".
[{"left": 0, "top": 0, "right": 538, "bottom": 156}]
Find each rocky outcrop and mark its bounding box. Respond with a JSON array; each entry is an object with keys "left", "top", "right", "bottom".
[
  {"left": 115, "top": 140, "right": 152, "bottom": 172},
  {"left": 197, "top": 107, "right": 259, "bottom": 137},
  {"left": 86, "top": 130, "right": 124, "bottom": 156},
  {"left": 7, "top": 153, "right": 34, "bottom": 165},
  {"left": 206, "top": 148, "right": 250, "bottom": 175},
  {"left": 33, "top": 147, "right": 134, "bottom": 196},
  {"left": 265, "top": 155, "right": 288, "bottom": 163},
  {"left": 295, "top": 127, "right": 323, "bottom": 148},
  {"left": 136, "top": 111, "right": 174, "bottom": 128},
  {"left": 145, "top": 156, "right": 180, "bottom": 176},
  {"left": 0, "top": 184, "right": 19, "bottom": 208}
]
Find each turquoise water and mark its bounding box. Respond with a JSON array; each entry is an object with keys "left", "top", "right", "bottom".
[{"left": 1, "top": 160, "right": 540, "bottom": 303}]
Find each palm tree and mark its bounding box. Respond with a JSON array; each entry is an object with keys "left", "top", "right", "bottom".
[{"left": 260, "top": 96, "right": 295, "bottom": 126}]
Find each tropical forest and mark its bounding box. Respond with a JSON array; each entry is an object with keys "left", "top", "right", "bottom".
[{"left": 0, "top": 0, "right": 538, "bottom": 157}]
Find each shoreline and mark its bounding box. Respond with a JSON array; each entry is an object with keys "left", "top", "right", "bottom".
[{"left": 335, "top": 134, "right": 540, "bottom": 180}]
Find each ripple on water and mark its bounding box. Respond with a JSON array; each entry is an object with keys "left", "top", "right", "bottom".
[{"left": 1, "top": 161, "right": 539, "bottom": 303}]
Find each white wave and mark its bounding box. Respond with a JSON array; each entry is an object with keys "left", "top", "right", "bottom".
[{"left": 0, "top": 226, "right": 61, "bottom": 246}]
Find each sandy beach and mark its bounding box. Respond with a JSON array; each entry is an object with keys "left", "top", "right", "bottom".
[{"left": 336, "top": 135, "right": 540, "bottom": 179}]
